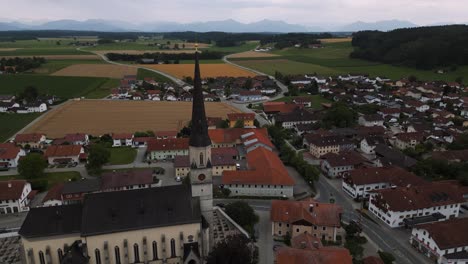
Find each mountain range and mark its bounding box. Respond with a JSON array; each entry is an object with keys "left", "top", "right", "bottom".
[{"left": 0, "top": 19, "right": 463, "bottom": 33}]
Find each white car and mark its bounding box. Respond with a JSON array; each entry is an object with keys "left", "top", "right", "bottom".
[{"left": 175, "top": 176, "right": 182, "bottom": 182}]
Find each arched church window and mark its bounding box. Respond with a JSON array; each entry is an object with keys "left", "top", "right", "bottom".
[{"left": 200, "top": 152, "right": 204, "bottom": 165}]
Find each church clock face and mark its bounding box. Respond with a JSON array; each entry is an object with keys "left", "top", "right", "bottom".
[{"left": 198, "top": 174, "right": 206, "bottom": 181}]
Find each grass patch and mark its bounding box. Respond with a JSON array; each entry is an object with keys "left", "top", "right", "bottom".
[
  {"left": 274, "top": 95, "right": 331, "bottom": 109},
  {"left": 0, "top": 75, "right": 113, "bottom": 99},
  {"left": 108, "top": 147, "right": 137, "bottom": 165},
  {"left": 0, "top": 171, "right": 81, "bottom": 190},
  {"left": 0, "top": 113, "right": 41, "bottom": 142},
  {"left": 137, "top": 68, "right": 174, "bottom": 83},
  {"left": 85, "top": 78, "right": 119, "bottom": 99},
  {"left": 0, "top": 48, "right": 91, "bottom": 56}
]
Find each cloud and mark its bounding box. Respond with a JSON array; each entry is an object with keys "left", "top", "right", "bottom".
[{"left": 1, "top": 0, "right": 468, "bottom": 25}]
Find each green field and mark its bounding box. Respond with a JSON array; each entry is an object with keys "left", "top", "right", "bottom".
[
  {"left": 231, "top": 42, "right": 468, "bottom": 82},
  {"left": 108, "top": 147, "right": 137, "bottom": 165},
  {"left": 0, "top": 39, "right": 95, "bottom": 56},
  {"left": 0, "top": 171, "right": 81, "bottom": 190},
  {"left": 205, "top": 41, "right": 259, "bottom": 53},
  {"left": 274, "top": 95, "right": 331, "bottom": 109},
  {"left": 33, "top": 59, "right": 106, "bottom": 74},
  {"left": 137, "top": 68, "right": 174, "bottom": 83},
  {"left": 0, "top": 75, "right": 114, "bottom": 99},
  {"left": 0, "top": 113, "right": 41, "bottom": 142}
]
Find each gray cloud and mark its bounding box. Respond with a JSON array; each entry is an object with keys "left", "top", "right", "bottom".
[{"left": 2, "top": 0, "right": 468, "bottom": 25}]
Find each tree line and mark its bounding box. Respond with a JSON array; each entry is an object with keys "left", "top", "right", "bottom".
[
  {"left": 350, "top": 25, "right": 468, "bottom": 70},
  {"left": 105, "top": 51, "right": 225, "bottom": 62},
  {"left": 0, "top": 57, "right": 45, "bottom": 72},
  {"left": 260, "top": 33, "right": 332, "bottom": 49}
]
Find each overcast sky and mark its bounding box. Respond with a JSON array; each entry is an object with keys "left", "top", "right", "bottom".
[{"left": 2, "top": 0, "right": 468, "bottom": 25}]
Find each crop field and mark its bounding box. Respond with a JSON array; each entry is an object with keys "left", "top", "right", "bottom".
[
  {"left": 32, "top": 59, "right": 106, "bottom": 74},
  {"left": 0, "top": 113, "right": 41, "bottom": 142},
  {"left": 24, "top": 100, "right": 241, "bottom": 138},
  {"left": 0, "top": 75, "right": 112, "bottom": 99},
  {"left": 140, "top": 63, "right": 256, "bottom": 78},
  {"left": 227, "top": 51, "right": 279, "bottom": 58},
  {"left": 85, "top": 41, "right": 209, "bottom": 51},
  {"left": 52, "top": 64, "right": 138, "bottom": 78},
  {"left": 319, "top": 38, "right": 353, "bottom": 43},
  {"left": 0, "top": 55, "right": 100, "bottom": 60},
  {"left": 94, "top": 50, "right": 198, "bottom": 55},
  {"left": 231, "top": 41, "right": 468, "bottom": 82}
]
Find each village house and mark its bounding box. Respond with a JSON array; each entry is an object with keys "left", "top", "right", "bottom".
[
  {"left": 236, "top": 90, "right": 263, "bottom": 102},
  {"left": 100, "top": 169, "right": 159, "bottom": 192},
  {"left": 405, "top": 100, "right": 430, "bottom": 112},
  {"left": 112, "top": 133, "right": 134, "bottom": 147},
  {"left": 320, "top": 151, "right": 363, "bottom": 178},
  {"left": 360, "top": 136, "right": 386, "bottom": 155},
  {"left": 227, "top": 113, "right": 256, "bottom": 127},
  {"left": 13, "top": 133, "right": 46, "bottom": 149},
  {"left": 44, "top": 145, "right": 85, "bottom": 165},
  {"left": 61, "top": 179, "right": 101, "bottom": 205},
  {"left": 146, "top": 138, "right": 189, "bottom": 161},
  {"left": 270, "top": 199, "right": 344, "bottom": 242},
  {"left": 293, "top": 97, "right": 313, "bottom": 107},
  {"left": 0, "top": 180, "right": 32, "bottom": 214},
  {"left": 373, "top": 144, "right": 417, "bottom": 168},
  {"left": 368, "top": 182, "right": 465, "bottom": 228},
  {"left": 394, "top": 132, "right": 424, "bottom": 150},
  {"left": 410, "top": 218, "right": 468, "bottom": 264},
  {"left": 25, "top": 101, "right": 47, "bottom": 113},
  {"left": 174, "top": 147, "right": 237, "bottom": 177},
  {"left": 263, "top": 102, "right": 303, "bottom": 115},
  {"left": 273, "top": 109, "right": 319, "bottom": 129},
  {"left": 0, "top": 143, "right": 25, "bottom": 168},
  {"left": 0, "top": 101, "right": 20, "bottom": 112},
  {"left": 222, "top": 147, "right": 294, "bottom": 197},
  {"left": 358, "top": 114, "right": 385, "bottom": 127},
  {"left": 342, "top": 166, "right": 425, "bottom": 199},
  {"left": 155, "top": 131, "right": 177, "bottom": 140},
  {"left": 41, "top": 183, "right": 64, "bottom": 207},
  {"left": 305, "top": 135, "right": 355, "bottom": 158},
  {"left": 53, "top": 133, "right": 89, "bottom": 146},
  {"left": 378, "top": 108, "right": 401, "bottom": 119},
  {"left": 132, "top": 137, "right": 155, "bottom": 148}
]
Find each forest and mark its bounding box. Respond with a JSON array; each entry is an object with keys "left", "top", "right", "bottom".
[
  {"left": 105, "top": 51, "right": 224, "bottom": 62},
  {"left": 0, "top": 57, "right": 45, "bottom": 72},
  {"left": 259, "top": 33, "right": 332, "bottom": 49},
  {"left": 350, "top": 25, "right": 468, "bottom": 70}
]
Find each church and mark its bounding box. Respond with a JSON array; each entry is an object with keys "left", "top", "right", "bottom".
[{"left": 19, "top": 50, "right": 214, "bottom": 264}]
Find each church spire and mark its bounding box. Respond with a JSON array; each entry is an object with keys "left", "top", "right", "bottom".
[{"left": 189, "top": 50, "right": 211, "bottom": 147}]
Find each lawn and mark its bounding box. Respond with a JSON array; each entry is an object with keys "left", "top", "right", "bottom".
[
  {"left": 230, "top": 41, "right": 468, "bottom": 83},
  {"left": 0, "top": 113, "right": 41, "bottom": 142},
  {"left": 137, "top": 68, "right": 174, "bottom": 83},
  {"left": 274, "top": 95, "right": 331, "bottom": 109},
  {"left": 108, "top": 147, "right": 137, "bottom": 165},
  {"left": 0, "top": 171, "right": 81, "bottom": 190},
  {"left": 0, "top": 75, "right": 114, "bottom": 99}
]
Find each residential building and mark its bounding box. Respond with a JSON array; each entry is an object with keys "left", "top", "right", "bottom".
[
  {"left": 320, "top": 151, "right": 363, "bottom": 178},
  {"left": 100, "top": 169, "right": 158, "bottom": 192},
  {"left": 342, "top": 166, "right": 425, "bottom": 199},
  {"left": 270, "top": 199, "right": 344, "bottom": 242},
  {"left": 61, "top": 179, "right": 101, "bottom": 205},
  {"left": 395, "top": 132, "right": 424, "bottom": 150},
  {"left": 0, "top": 143, "right": 25, "bottom": 168},
  {"left": 13, "top": 133, "right": 46, "bottom": 149},
  {"left": 44, "top": 145, "right": 84, "bottom": 165},
  {"left": 410, "top": 218, "right": 468, "bottom": 264},
  {"left": 53, "top": 133, "right": 89, "bottom": 146},
  {"left": 155, "top": 131, "right": 177, "bottom": 140},
  {"left": 0, "top": 180, "right": 32, "bottom": 214},
  {"left": 237, "top": 91, "right": 262, "bottom": 102},
  {"left": 273, "top": 109, "right": 319, "bottom": 129},
  {"left": 222, "top": 147, "right": 294, "bottom": 197},
  {"left": 41, "top": 183, "right": 64, "bottom": 207},
  {"left": 112, "top": 133, "right": 134, "bottom": 147},
  {"left": 173, "top": 148, "right": 237, "bottom": 177},
  {"left": 305, "top": 135, "right": 355, "bottom": 158},
  {"left": 263, "top": 102, "right": 302, "bottom": 115},
  {"left": 227, "top": 113, "right": 256, "bottom": 127},
  {"left": 360, "top": 136, "right": 385, "bottom": 155},
  {"left": 374, "top": 144, "right": 417, "bottom": 168},
  {"left": 358, "top": 114, "right": 385, "bottom": 127},
  {"left": 146, "top": 138, "right": 189, "bottom": 160},
  {"left": 368, "top": 182, "right": 465, "bottom": 228}
]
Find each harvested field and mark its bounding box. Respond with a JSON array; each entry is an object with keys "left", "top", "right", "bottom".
[
  {"left": 0, "top": 55, "right": 100, "bottom": 60},
  {"left": 319, "top": 38, "right": 353, "bottom": 43},
  {"left": 227, "top": 51, "right": 279, "bottom": 58},
  {"left": 52, "top": 64, "right": 137, "bottom": 78},
  {"left": 95, "top": 50, "right": 197, "bottom": 55},
  {"left": 140, "top": 64, "right": 256, "bottom": 78},
  {"left": 24, "top": 100, "right": 241, "bottom": 138}
]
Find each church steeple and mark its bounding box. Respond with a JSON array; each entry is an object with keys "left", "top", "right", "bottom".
[{"left": 189, "top": 49, "right": 211, "bottom": 147}]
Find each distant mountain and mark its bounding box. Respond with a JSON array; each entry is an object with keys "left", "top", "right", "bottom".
[
  {"left": 36, "top": 19, "right": 134, "bottom": 32},
  {"left": 0, "top": 22, "right": 24, "bottom": 31},
  {"left": 338, "top": 20, "right": 419, "bottom": 32}
]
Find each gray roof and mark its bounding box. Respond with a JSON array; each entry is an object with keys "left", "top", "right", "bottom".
[
  {"left": 375, "top": 144, "right": 417, "bottom": 168},
  {"left": 62, "top": 179, "right": 101, "bottom": 195},
  {"left": 19, "top": 204, "right": 82, "bottom": 238},
  {"left": 81, "top": 185, "right": 201, "bottom": 236}
]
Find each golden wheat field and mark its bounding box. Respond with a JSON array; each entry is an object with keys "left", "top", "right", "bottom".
[
  {"left": 319, "top": 37, "right": 353, "bottom": 43},
  {"left": 141, "top": 64, "right": 257, "bottom": 78},
  {"left": 51, "top": 64, "right": 137, "bottom": 78},
  {"left": 227, "top": 51, "right": 279, "bottom": 58},
  {"left": 24, "top": 100, "right": 241, "bottom": 138}
]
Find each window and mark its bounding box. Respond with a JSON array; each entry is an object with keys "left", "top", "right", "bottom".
[
  {"left": 39, "top": 251, "right": 45, "bottom": 264},
  {"left": 58, "top": 249, "right": 64, "bottom": 262},
  {"left": 296, "top": 228, "right": 299, "bottom": 232},
  {"left": 170, "top": 239, "right": 176, "bottom": 257},
  {"left": 95, "top": 249, "right": 101, "bottom": 264},
  {"left": 115, "top": 246, "right": 121, "bottom": 264},
  {"left": 133, "top": 244, "right": 140, "bottom": 263},
  {"left": 188, "top": 235, "right": 194, "bottom": 242},
  {"left": 152, "top": 241, "right": 158, "bottom": 260},
  {"left": 200, "top": 152, "right": 204, "bottom": 165}
]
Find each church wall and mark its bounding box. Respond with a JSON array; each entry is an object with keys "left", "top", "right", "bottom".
[{"left": 22, "top": 233, "right": 81, "bottom": 264}]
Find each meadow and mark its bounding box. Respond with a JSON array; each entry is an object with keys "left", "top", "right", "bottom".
[
  {"left": 140, "top": 64, "right": 257, "bottom": 78},
  {"left": 0, "top": 113, "right": 41, "bottom": 142}
]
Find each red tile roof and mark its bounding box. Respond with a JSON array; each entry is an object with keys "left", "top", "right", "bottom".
[
  {"left": 396, "top": 132, "right": 424, "bottom": 142},
  {"left": 222, "top": 147, "right": 294, "bottom": 186},
  {"left": 44, "top": 145, "right": 83, "bottom": 158},
  {"left": 101, "top": 169, "right": 153, "bottom": 190},
  {"left": 147, "top": 138, "right": 189, "bottom": 152},
  {"left": 227, "top": 113, "right": 255, "bottom": 121},
  {"left": 14, "top": 133, "right": 44, "bottom": 143},
  {"left": 321, "top": 151, "right": 363, "bottom": 167},
  {"left": 344, "top": 166, "right": 425, "bottom": 187},
  {"left": 64, "top": 133, "right": 87, "bottom": 142},
  {"left": 0, "top": 143, "right": 21, "bottom": 160},
  {"left": 416, "top": 218, "right": 468, "bottom": 250},
  {"left": 42, "top": 183, "right": 64, "bottom": 203},
  {"left": 276, "top": 246, "right": 352, "bottom": 264},
  {"left": 112, "top": 133, "right": 133, "bottom": 140},
  {"left": 174, "top": 155, "right": 190, "bottom": 168},
  {"left": 211, "top": 147, "right": 238, "bottom": 157},
  {"left": 209, "top": 128, "right": 268, "bottom": 144},
  {"left": 155, "top": 131, "right": 177, "bottom": 138},
  {"left": 291, "top": 232, "right": 323, "bottom": 250},
  {"left": 270, "top": 199, "right": 343, "bottom": 227},
  {"left": 0, "top": 180, "right": 28, "bottom": 200},
  {"left": 263, "top": 103, "right": 302, "bottom": 114}
]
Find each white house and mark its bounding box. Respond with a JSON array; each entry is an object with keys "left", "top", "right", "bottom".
[
  {"left": 410, "top": 218, "right": 468, "bottom": 264},
  {"left": 147, "top": 138, "right": 189, "bottom": 160},
  {"left": 0, "top": 143, "right": 25, "bottom": 168},
  {"left": 26, "top": 102, "right": 47, "bottom": 113},
  {"left": 360, "top": 136, "right": 385, "bottom": 155},
  {"left": 358, "top": 114, "right": 384, "bottom": 127},
  {"left": 44, "top": 145, "right": 84, "bottom": 165},
  {"left": 112, "top": 133, "right": 134, "bottom": 147},
  {"left": 320, "top": 151, "right": 363, "bottom": 178},
  {"left": 0, "top": 180, "right": 32, "bottom": 214},
  {"left": 368, "top": 182, "right": 464, "bottom": 228}
]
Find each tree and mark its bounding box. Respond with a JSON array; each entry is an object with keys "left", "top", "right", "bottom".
[
  {"left": 378, "top": 251, "right": 396, "bottom": 264},
  {"left": 19, "top": 86, "right": 39, "bottom": 103},
  {"left": 225, "top": 201, "right": 259, "bottom": 235},
  {"left": 206, "top": 235, "right": 255, "bottom": 264},
  {"left": 322, "top": 103, "right": 357, "bottom": 128},
  {"left": 234, "top": 119, "right": 245, "bottom": 128},
  {"left": 86, "top": 144, "right": 110, "bottom": 175},
  {"left": 218, "top": 119, "right": 230, "bottom": 129},
  {"left": 18, "top": 153, "right": 47, "bottom": 179}
]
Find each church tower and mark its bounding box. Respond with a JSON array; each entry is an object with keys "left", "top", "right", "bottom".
[{"left": 189, "top": 48, "right": 213, "bottom": 227}]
